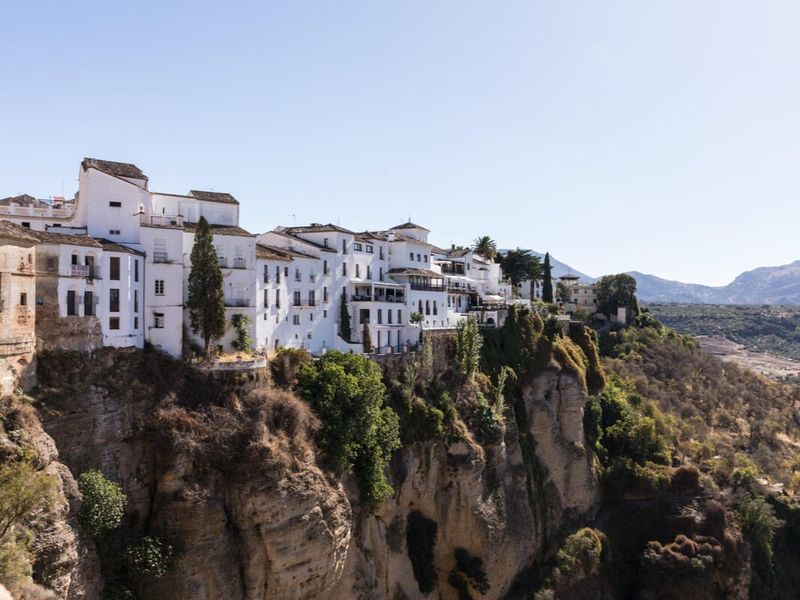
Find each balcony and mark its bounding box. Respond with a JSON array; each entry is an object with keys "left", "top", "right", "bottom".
[
  {"left": 224, "top": 298, "right": 250, "bottom": 307},
  {"left": 152, "top": 251, "right": 169, "bottom": 263},
  {"left": 0, "top": 203, "right": 75, "bottom": 220},
  {"left": 140, "top": 213, "right": 184, "bottom": 228},
  {"left": 233, "top": 258, "right": 247, "bottom": 269},
  {"left": 409, "top": 282, "right": 446, "bottom": 292},
  {"left": 69, "top": 264, "right": 100, "bottom": 278},
  {"left": 351, "top": 294, "right": 406, "bottom": 303}
]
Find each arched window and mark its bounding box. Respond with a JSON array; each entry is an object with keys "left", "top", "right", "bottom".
[
  {"left": 417, "top": 253, "right": 421, "bottom": 262},
  {"left": 425, "top": 300, "right": 430, "bottom": 315},
  {"left": 418, "top": 300, "right": 423, "bottom": 313},
  {"left": 433, "top": 301, "right": 438, "bottom": 315}
]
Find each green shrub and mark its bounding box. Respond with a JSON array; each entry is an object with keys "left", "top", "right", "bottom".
[
  {"left": 230, "top": 314, "right": 253, "bottom": 353},
  {"left": 406, "top": 510, "right": 438, "bottom": 594},
  {"left": 77, "top": 470, "right": 127, "bottom": 537},
  {"left": 296, "top": 352, "right": 400, "bottom": 510},
  {"left": 456, "top": 317, "right": 482, "bottom": 379},
  {"left": 0, "top": 458, "right": 58, "bottom": 586},
  {"left": 125, "top": 535, "right": 173, "bottom": 578},
  {"left": 551, "top": 528, "right": 605, "bottom": 587}
]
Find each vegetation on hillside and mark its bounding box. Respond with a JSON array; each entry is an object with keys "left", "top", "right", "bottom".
[{"left": 648, "top": 303, "right": 800, "bottom": 362}]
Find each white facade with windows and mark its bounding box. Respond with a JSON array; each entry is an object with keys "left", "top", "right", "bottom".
[{"left": 1, "top": 157, "right": 518, "bottom": 359}]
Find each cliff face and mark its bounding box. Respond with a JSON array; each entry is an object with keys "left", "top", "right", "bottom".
[
  {"left": 332, "top": 368, "right": 600, "bottom": 600},
  {"left": 17, "top": 348, "right": 602, "bottom": 600}
]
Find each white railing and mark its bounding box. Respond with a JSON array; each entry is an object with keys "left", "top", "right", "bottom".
[{"left": 0, "top": 204, "right": 75, "bottom": 219}]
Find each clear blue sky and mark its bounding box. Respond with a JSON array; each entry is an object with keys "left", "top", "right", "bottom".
[{"left": 2, "top": 1, "right": 799, "bottom": 286}]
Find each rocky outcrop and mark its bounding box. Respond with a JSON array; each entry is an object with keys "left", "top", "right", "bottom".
[
  {"left": 0, "top": 394, "right": 102, "bottom": 599},
  {"left": 26, "top": 350, "right": 600, "bottom": 600}
]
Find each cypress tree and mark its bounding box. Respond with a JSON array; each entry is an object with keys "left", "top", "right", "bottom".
[
  {"left": 542, "top": 252, "right": 554, "bottom": 303},
  {"left": 339, "top": 292, "right": 352, "bottom": 342},
  {"left": 187, "top": 216, "right": 226, "bottom": 357}
]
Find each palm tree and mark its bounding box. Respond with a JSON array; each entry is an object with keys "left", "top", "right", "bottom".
[{"left": 472, "top": 236, "right": 497, "bottom": 261}]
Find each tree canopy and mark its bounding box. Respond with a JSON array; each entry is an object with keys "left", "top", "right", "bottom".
[
  {"left": 542, "top": 252, "right": 554, "bottom": 303},
  {"left": 595, "top": 273, "right": 640, "bottom": 317},
  {"left": 296, "top": 351, "right": 400, "bottom": 510},
  {"left": 472, "top": 236, "right": 498, "bottom": 261},
  {"left": 187, "top": 216, "right": 226, "bottom": 356},
  {"left": 501, "top": 249, "right": 542, "bottom": 290}
]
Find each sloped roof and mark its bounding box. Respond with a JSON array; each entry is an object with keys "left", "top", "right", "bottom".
[
  {"left": 0, "top": 220, "right": 38, "bottom": 243},
  {"left": 189, "top": 190, "right": 239, "bottom": 205},
  {"left": 82, "top": 158, "right": 147, "bottom": 180},
  {"left": 183, "top": 222, "right": 254, "bottom": 237},
  {"left": 390, "top": 221, "right": 430, "bottom": 232},
  {"left": 270, "top": 230, "right": 337, "bottom": 253},
  {"left": 0, "top": 194, "right": 50, "bottom": 208},
  {"left": 256, "top": 243, "right": 293, "bottom": 261},
  {"left": 27, "top": 228, "right": 102, "bottom": 248},
  {"left": 446, "top": 248, "right": 471, "bottom": 258},
  {"left": 95, "top": 238, "right": 146, "bottom": 256},
  {"left": 285, "top": 223, "right": 355, "bottom": 235}
]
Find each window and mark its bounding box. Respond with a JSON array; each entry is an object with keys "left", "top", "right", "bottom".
[
  {"left": 109, "top": 317, "right": 120, "bottom": 330},
  {"left": 367, "top": 266, "right": 371, "bottom": 280},
  {"left": 284, "top": 266, "right": 289, "bottom": 277},
  {"left": 134, "top": 316, "right": 139, "bottom": 329},
  {"left": 398, "top": 310, "right": 402, "bottom": 324},
  {"left": 323, "top": 238, "right": 329, "bottom": 247},
  {"left": 417, "top": 253, "right": 421, "bottom": 262},
  {"left": 153, "top": 239, "right": 167, "bottom": 263},
  {"left": 295, "top": 268, "right": 301, "bottom": 282},
  {"left": 292, "top": 314, "right": 300, "bottom": 325},
  {"left": 342, "top": 239, "right": 347, "bottom": 254},
  {"left": 323, "top": 260, "right": 329, "bottom": 275},
  {"left": 309, "top": 312, "right": 314, "bottom": 321},
  {"left": 67, "top": 290, "right": 77, "bottom": 316},
  {"left": 433, "top": 301, "right": 438, "bottom": 315},
  {"left": 409, "top": 252, "right": 414, "bottom": 261},
  {"left": 263, "top": 289, "right": 268, "bottom": 308},
  {"left": 109, "top": 229, "right": 120, "bottom": 236},
  {"left": 293, "top": 290, "right": 301, "bottom": 306},
  {"left": 354, "top": 242, "right": 363, "bottom": 252},
  {"left": 134, "top": 259, "right": 139, "bottom": 282},
  {"left": 379, "top": 247, "right": 384, "bottom": 259},
  {"left": 323, "top": 310, "right": 327, "bottom": 318},
  {"left": 275, "top": 290, "right": 281, "bottom": 308},
  {"left": 387, "top": 310, "right": 392, "bottom": 324},
  {"left": 21, "top": 222, "right": 30, "bottom": 228},
  {"left": 425, "top": 300, "right": 430, "bottom": 315},
  {"left": 109, "top": 289, "right": 120, "bottom": 313},
  {"left": 110, "top": 257, "right": 120, "bottom": 280},
  {"left": 355, "top": 264, "right": 360, "bottom": 278},
  {"left": 154, "top": 280, "right": 165, "bottom": 296},
  {"left": 19, "top": 292, "right": 27, "bottom": 306},
  {"left": 47, "top": 257, "right": 56, "bottom": 270},
  {"left": 275, "top": 265, "right": 281, "bottom": 283},
  {"left": 377, "top": 309, "right": 382, "bottom": 324},
  {"left": 308, "top": 290, "right": 315, "bottom": 306},
  {"left": 154, "top": 312, "right": 164, "bottom": 329},
  {"left": 366, "top": 245, "right": 374, "bottom": 254},
  {"left": 342, "top": 263, "right": 347, "bottom": 276},
  {"left": 84, "top": 291, "right": 94, "bottom": 316},
  {"left": 134, "top": 290, "right": 139, "bottom": 313},
  {"left": 71, "top": 254, "right": 78, "bottom": 265},
  {"left": 424, "top": 254, "right": 428, "bottom": 262},
  {"left": 109, "top": 201, "right": 122, "bottom": 207},
  {"left": 263, "top": 265, "right": 269, "bottom": 283},
  {"left": 323, "top": 286, "right": 328, "bottom": 303}
]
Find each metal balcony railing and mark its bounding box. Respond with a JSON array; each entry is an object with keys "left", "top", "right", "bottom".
[{"left": 225, "top": 298, "right": 250, "bottom": 307}]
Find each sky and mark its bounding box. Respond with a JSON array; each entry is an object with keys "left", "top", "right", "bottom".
[{"left": 2, "top": 1, "right": 799, "bottom": 286}]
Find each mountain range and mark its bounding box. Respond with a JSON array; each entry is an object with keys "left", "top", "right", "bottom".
[
  {"left": 511, "top": 250, "right": 800, "bottom": 306},
  {"left": 629, "top": 261, "right": 800, "bottom": 305}
]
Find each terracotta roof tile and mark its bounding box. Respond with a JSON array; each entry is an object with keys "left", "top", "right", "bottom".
[
  {"left": 189, "top": 190, "right": 239, "bottom": 205},
  {"left": 82, "top": 158, "right": 147, "bottom": 180}
]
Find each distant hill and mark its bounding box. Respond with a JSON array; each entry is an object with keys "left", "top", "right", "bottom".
[
  {"left": 500, "top": 249, "right": 596, "bottom": 283},
  {"left": 630, "top": 260, "right": 800, "bottom": 305}
]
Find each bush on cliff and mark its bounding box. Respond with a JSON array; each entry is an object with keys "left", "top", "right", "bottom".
[
  {"left": 296, "top": 351, "right": 400, "bottom": 510},
  {"left": 78, "top": 470, "right": 127, "bottom": 538}
]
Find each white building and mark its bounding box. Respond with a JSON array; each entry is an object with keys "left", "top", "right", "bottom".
[{"left": 1, "top": 158, "right": 519, "bottom": 359}]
